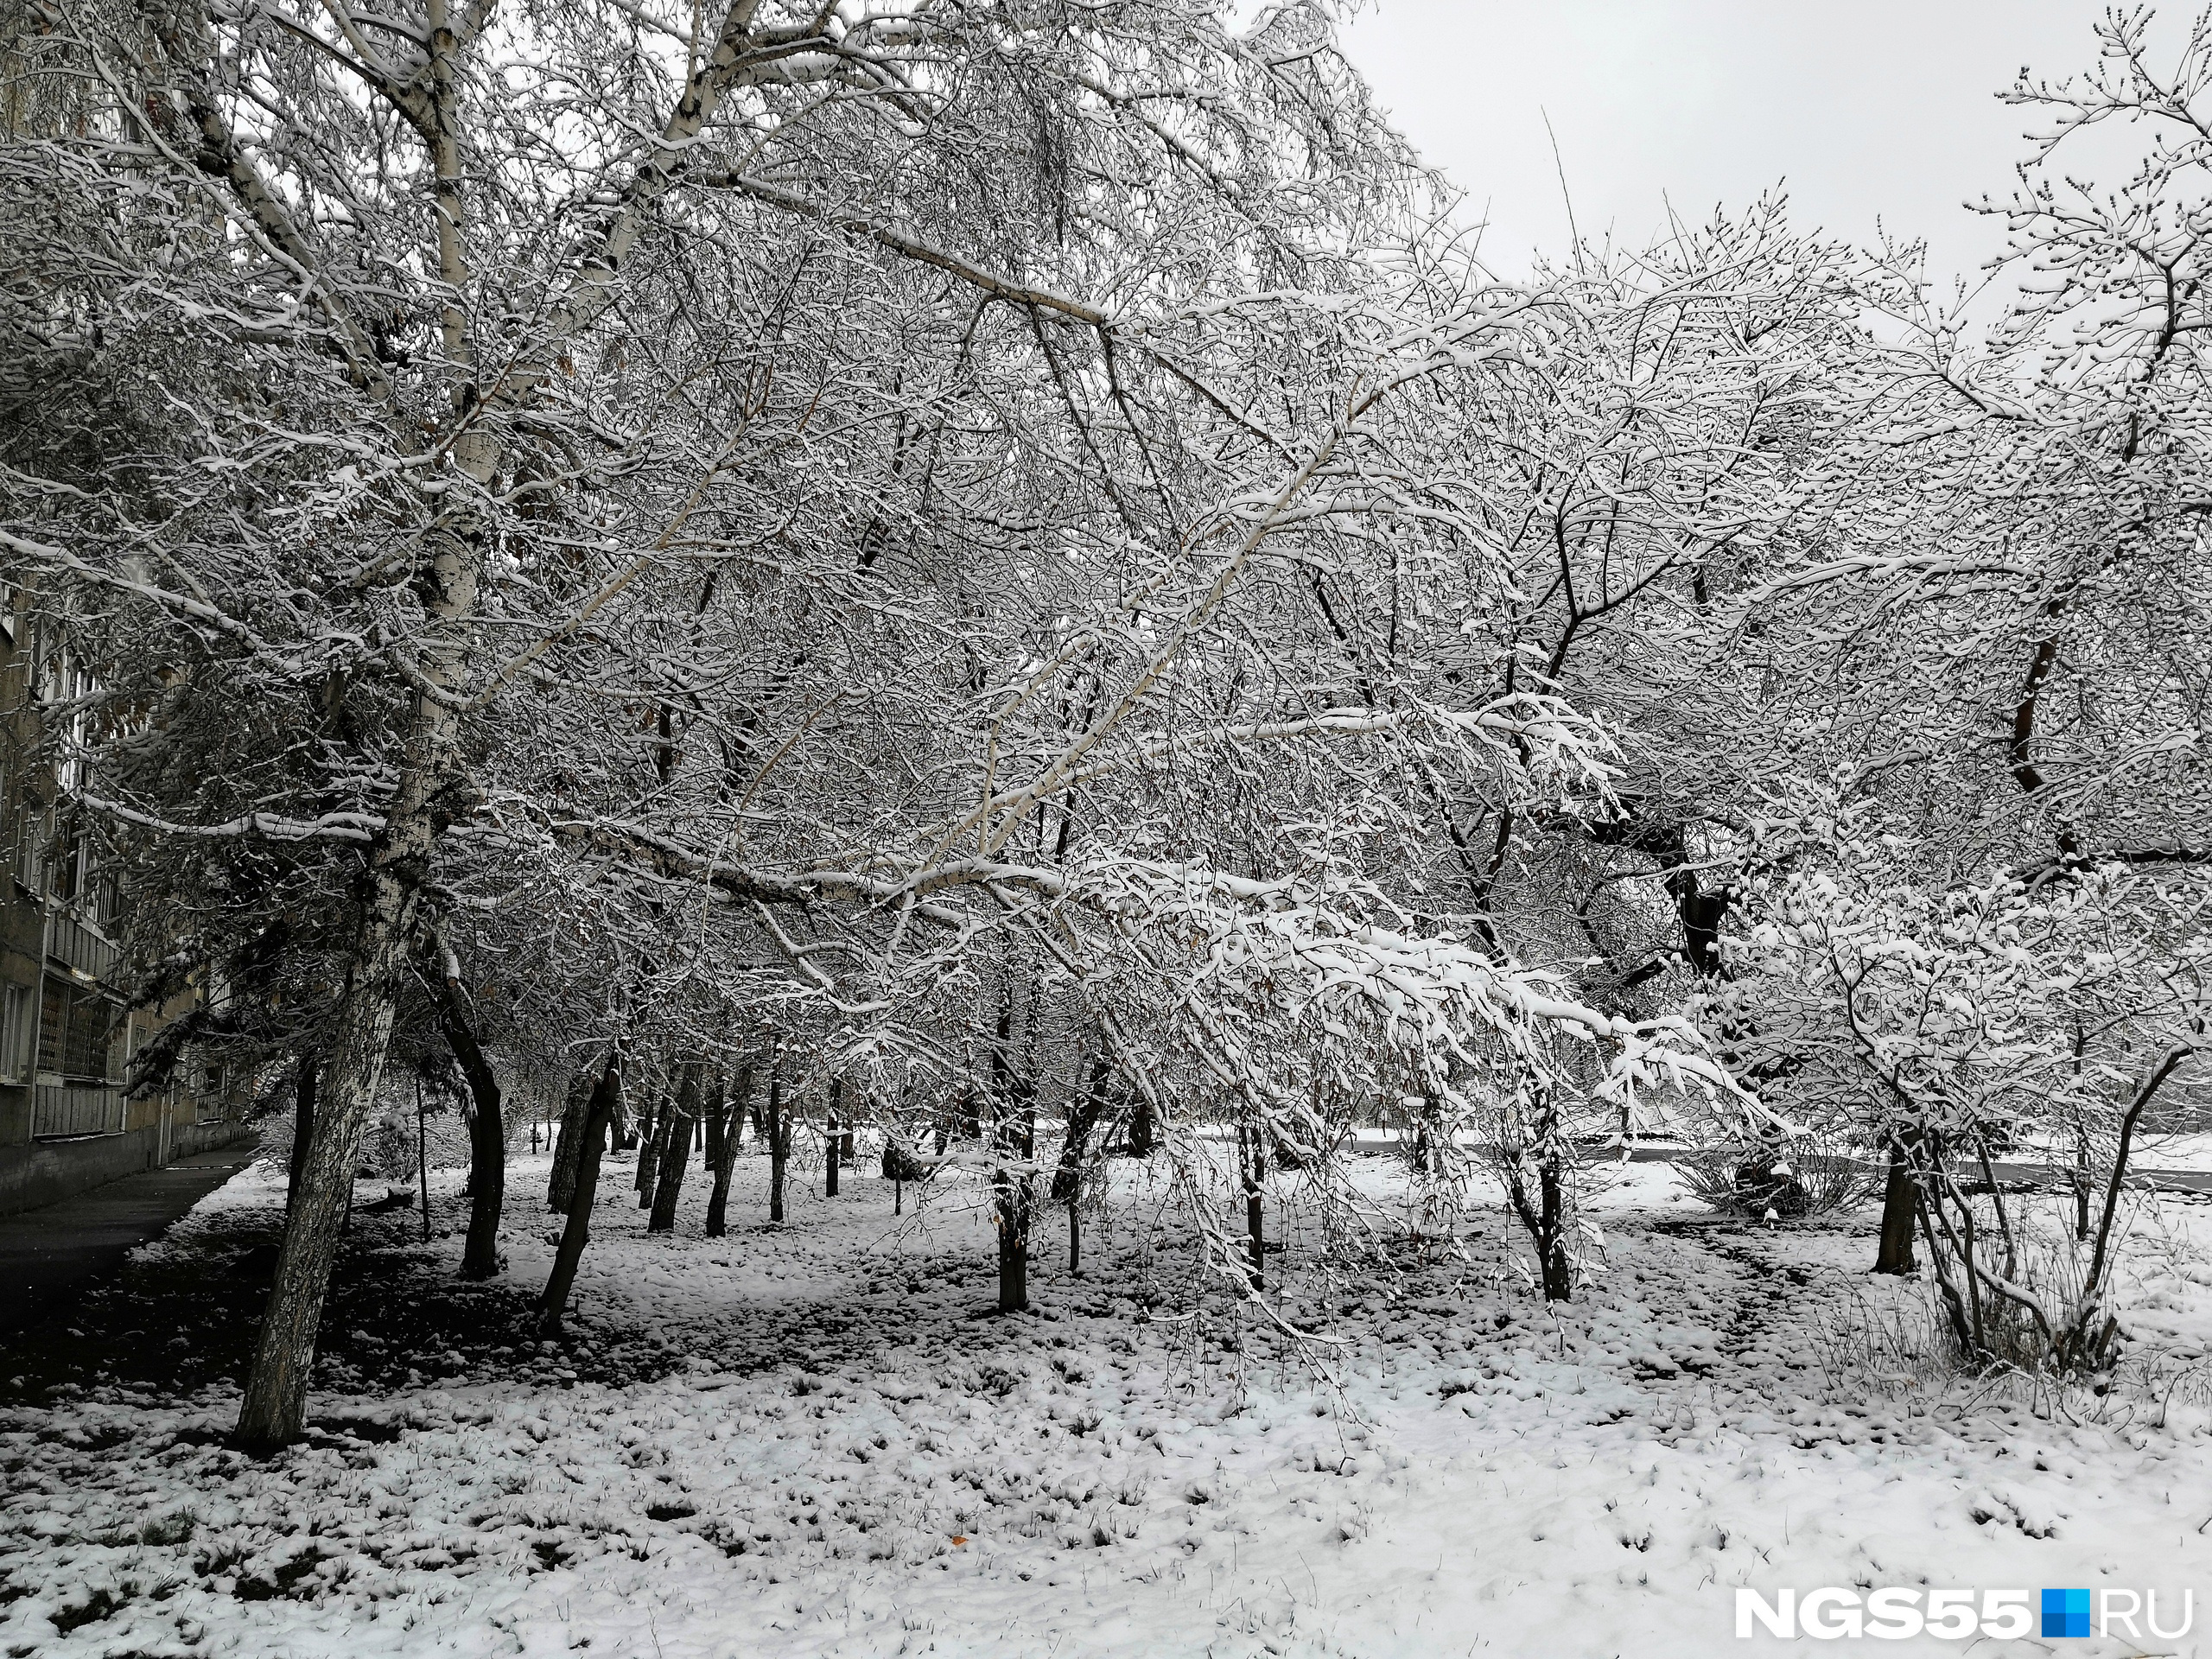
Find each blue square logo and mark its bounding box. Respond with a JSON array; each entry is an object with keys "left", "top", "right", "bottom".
[{"left": 2042, "top": 1588, "right": 2092, "bottom": 1638}]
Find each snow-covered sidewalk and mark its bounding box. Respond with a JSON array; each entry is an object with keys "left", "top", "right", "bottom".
[{"left": 3, "top": 1153, "right": 2210, "bottom": 1657}]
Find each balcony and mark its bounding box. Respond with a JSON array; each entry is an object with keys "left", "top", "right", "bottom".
[
  {"left": 46, "top": 910, "right": 119, "bottom": 983},
  {"left": 33, "top": 1080, "right": 124, "bottom": 1139}
]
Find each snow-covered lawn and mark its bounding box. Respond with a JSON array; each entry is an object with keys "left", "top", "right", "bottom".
[{"left": 4, "top": 1148, "right": 2211, "bottom": 1657}]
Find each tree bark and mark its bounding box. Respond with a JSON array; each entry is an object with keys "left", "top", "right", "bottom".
[
  {"left": 702, "top": 1071, "right": 728, "bottom": 1216},
  {"left": 995, "top": 1172, "right": 1031, "bottom": 1313},
  {"left": 431, "top": 952, "right": 505, "bottom": 1279},
  {"left": 233, "top": 602, "right": 478, "bottom": 1450},
  {"left": 993, "top": 1088, "right": 1035, "bottom": 1312},
  {"left": 1536, "top": 1148, "right": 1572, "bottom": 1301},
  {"left": 704, "top": 1065, "right": 748, "bottom": 1238},
  {"left": 647, "top": 1063, "right": 699, "bottom": 1233},
  {"left": 767, "top": 1063, "right": 786, "bottom": 1224},
  {"left": 286, "top": 1054, "right": 318, "bottom": 1215},
  {"left": 1124, "top": 1085, "right": 1155, "bottom": 1158},
  {"left": 1054, "top": 1048, "right": 1109, "bottom": 1274},
  {"left": 549, "top": 1070, "right": 590, "bottom": 1213},
  {"left": 1239, "top": 1120, "right": 1266, "bottom": 1293},
  {"left": 1872, "top": 1136, "right": 1918, "bottom": 1275},
  {"left": 634, "top": 1080, "right": 664, "bottom": 1205},
  {"left": 538, "top": 1052, "right": 620, "bottom": 1334}
]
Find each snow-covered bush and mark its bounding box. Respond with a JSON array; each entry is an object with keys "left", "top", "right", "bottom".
[{"left": 1723, "top": 804, "right": 2212, "bottom": 1371}]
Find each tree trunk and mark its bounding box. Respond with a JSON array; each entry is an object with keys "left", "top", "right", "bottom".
[
  {"left": 1240, "top": 1121, "right": 1266, "bottom": 1293},
  {"left": 549, "top": 1071, "right": 590, "bottom": 1213},
  {"left": 230, "top": 43, "right": 499, "bottom": 1436},
  {"left": 538, "top": 1052, "right": 621, "bottom": 1334},
  {"left": 825, "top": 1101, "right": 839, "bottom": 1198},
  {"left": 648, "top": 1063, "right": 699, "bottom": 1233},
  {"left": 1537, "top": 1149, "right": 1572, "bottom": 1301},
  {"left": 995, "top": 1171, "right": 1031, "bottom": 1313},
  {"left": 702, "top": 1072, "right": 728, "bottom": 1220},
  {"left": 767, "top": 1064, "right": 786, "bottom": 1224},
  {"left": 1125, "top": 1086, "right": 1155, "bottom": 1158},
  {"left": 634, "top": 1083, "right": 664, "bottom": 1205},
  {"left": 1873, "top": 1136, "right": 1918, "bottom": 1275},
  {"left": 2072, "top": 1123, "right": 2094, "bottom": 1242},
  {"left": 432, "top": 952, "right": 505, "bottom": 1280},
  {"left": 993, "top": 1071, "right": 1034, "bottom": 1313},
  {"left": 234, "top": 817, "right": 449, "bottom": 1448},
  {"left": 1055, "top": 1048, "right": 1109, "bottom": 1275},
  {"left": 286, "top": 1055, "right": 318, "bottom": 1215},
  {"left": 705, "top": 1065, "right": 749, "bottom": 1238}
]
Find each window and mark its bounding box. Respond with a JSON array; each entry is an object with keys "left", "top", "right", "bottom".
[
  {"left": 0, "top": 984, "right": 30, "bottom": 1084},
  {"left": 14, "top": 808, "right": 41, "bottom": 893},
  {"left": 35, "top": 976, "right": 115, "bottom": 1082}
]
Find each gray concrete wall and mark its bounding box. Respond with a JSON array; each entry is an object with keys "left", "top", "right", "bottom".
[{"left": 0, "top": 1117, "right": 257, "bottom": 1217}]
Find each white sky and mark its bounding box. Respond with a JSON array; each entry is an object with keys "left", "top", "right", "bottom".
[{"left": 1336, "top": 1, "right": 2142, "bottom": 286}]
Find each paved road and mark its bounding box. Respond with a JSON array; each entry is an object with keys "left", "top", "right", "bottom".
[{"left": 0, "top": 1147, "right": 257, "bottom": 1334}]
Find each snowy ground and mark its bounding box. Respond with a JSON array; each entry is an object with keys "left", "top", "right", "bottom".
[{"left": 4, "top": 1144, "right": 2212, "bottom": 1657}]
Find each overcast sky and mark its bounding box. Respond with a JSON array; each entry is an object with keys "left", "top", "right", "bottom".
[{"left": 1335, "top": 2, "right": 2138, "bottom": 286}]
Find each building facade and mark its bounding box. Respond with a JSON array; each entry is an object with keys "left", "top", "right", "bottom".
[{"left": 0, "top": 582, "right": 248, "bottom": 1215}]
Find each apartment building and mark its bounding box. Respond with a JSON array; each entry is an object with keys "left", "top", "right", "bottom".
[{"left": 0, "top": 582, "right": 248, "bottom": 1215}]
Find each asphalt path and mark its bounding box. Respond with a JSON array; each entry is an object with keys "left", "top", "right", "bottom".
[{"left": 0, "top": 1147, "right": 256, "bottom": 1334}]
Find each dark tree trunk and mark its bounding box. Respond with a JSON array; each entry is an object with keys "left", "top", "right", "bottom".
[
  {"left": 825, "top": 1103, "right": 840, "bottom": 1198},
  {"left": 1125, "top": 1086, "right": 1155, "bottom": 1158},
  {"left": 1873, "top": 1136, "right": 1919, "bottom": 1275},
  {"left": 648, "top": 1064, "right": 700, "bottom": 1232},
  {"left": 634, "top": 1084, "right": 664, "bottom": 1205},
  {"left": 992, "top": 983, "right": 1036, "bottom": 1314},
  {"left": 1500, "top": 1083, "right": 1575, "bottom": 1304},
  {"left": 2072, "top": 1123, "right": 2094, "bottom": 1242},
  {"left": 995, "top": 1173, "right": 1031, "bottom": 1313},
  {"left": 1239, "top": 1120, "right": 1266, "bottom": 1292},
  {"left": 287, "top": 1055, "right": 319, "bottom": 1215},
  {"left": 704, "top": 1065, "right": 749, "bottom": 1238},
  {"left": 1536, "top": 1150, "right": 1572, "bottom": 1301},
  {"left": 1053, "top": 1048, "right": 1109, "bottom": 1274},
  {"left": 549, "top": 1071, "right": 590, "bottom": 1213},
  {"left": 767, "top": 1064, "right": 787, "bottom": 1224},
  {"left": 702, "top": 1073, "right": 726, "bottom": 1191},
  {"left": 703, "top": 1071, "right": 729, "bottom": 1238},
  {"left": 236, "top": 925, "right": 418, "bottom": 1449},
  {"left": 538, "top": 1052, "right": 620, "bottom": 1334},
  {"left": 431, "top": 956, "right": 505, "bottom": 1280}
]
